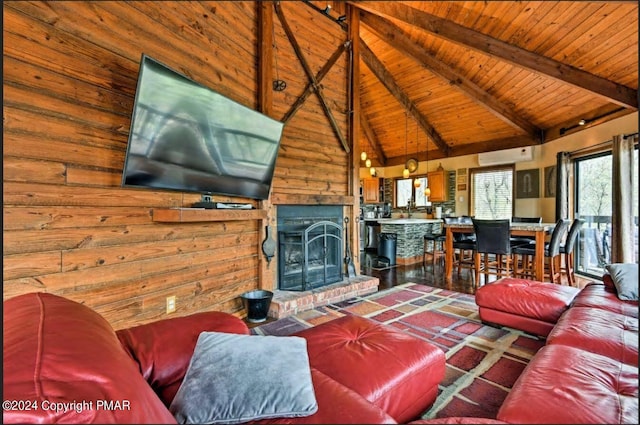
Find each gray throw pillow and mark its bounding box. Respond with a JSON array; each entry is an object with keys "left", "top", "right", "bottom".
[
  {"left": 169, "top": 332, "right": 318, "bottom": 424},
  {"left": 605, "top": 263, "right": 639, "bottom": 301}
]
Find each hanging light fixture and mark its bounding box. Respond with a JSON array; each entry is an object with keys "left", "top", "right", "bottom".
[
  {"left": 369, "top": 166, "right": 376, "bottom": 176},
  {"left": 365, "top": 158, "right": 372, "bottom": 168},
  {"left": 413, "top": 120, "right": 421, "bottom": 188},
  {"left": 360, "top": 151, "right": 367, "bottom": 161},
  {"left": 424, "top": 127, "right": 431, "bottom": 198},
  {"left": 402, "top": 111, "right": 410, "bottom": 179}
]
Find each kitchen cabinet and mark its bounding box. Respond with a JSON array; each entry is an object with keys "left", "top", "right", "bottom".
[
  {"left": 427, "top": 169, "right": 448, "bottom": 202},
  {"left": 362, "top": 178, "right": 383, "bottom": 203}
]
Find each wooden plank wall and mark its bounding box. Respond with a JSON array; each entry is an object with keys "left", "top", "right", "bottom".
[
  {"left": 270, "top": 2, "right": 350, "bottom": 202},
  {"left": 3, "top": 1, "right": 351, "bottom": 329}
]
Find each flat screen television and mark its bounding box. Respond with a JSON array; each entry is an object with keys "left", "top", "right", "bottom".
[{"left": 121, "top": 54, "right": 284, "bottom": 201}]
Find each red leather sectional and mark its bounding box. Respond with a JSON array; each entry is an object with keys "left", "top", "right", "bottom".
[
  {"left": 3, "top": 292, "right": 445, "bottom": 424},
  {"left": 496, "top": 279, "right": 638, "bottom": 424},
  {"left": 472, "top": 275, "right": 638, "bottom": 424}
]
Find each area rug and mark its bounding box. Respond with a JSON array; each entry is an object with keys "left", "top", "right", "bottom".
[{"left": 252, "top": 283, "right": 545, "bottom": 420}]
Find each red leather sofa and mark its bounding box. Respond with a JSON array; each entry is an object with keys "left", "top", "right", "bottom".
[
  {"left": 475, "top": 275, "right": 638, "bottom": 424},
  {"left": 3, "top": 292, "right": 445, "bottom": 424}
]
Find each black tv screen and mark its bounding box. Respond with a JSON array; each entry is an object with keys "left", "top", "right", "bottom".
[{"left": 122, "top": 54, "right": 284, "bottom": 200}]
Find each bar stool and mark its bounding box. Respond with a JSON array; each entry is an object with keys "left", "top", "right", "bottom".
[
  {"left": 510, "top": 216, "right": 542, "bottom": 271},
  {"left": 423, "top": 220, "right": 446, "bottom": 267},
  {"left": 513, "top": 219, "right": 570, "bottom": 284},
  {"left": 559, "top": 218, "right": 585, "bottom": 286},
  {"left": 444, "top": 216, "right": 476, "bottom": 276},
  {"left": 471, "top": 218, "right": 515, "bottom": 286}
]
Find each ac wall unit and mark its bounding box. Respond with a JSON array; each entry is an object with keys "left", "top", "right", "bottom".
[{"left": 477, "top": 146, "right": 534, "bottom": 166}]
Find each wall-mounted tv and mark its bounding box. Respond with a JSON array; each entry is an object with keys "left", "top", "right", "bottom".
[{"left": 121, "top": 54, "right": 284, "bottom": 201}]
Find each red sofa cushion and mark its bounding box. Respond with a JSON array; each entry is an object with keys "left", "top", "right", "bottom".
[
  {"left": 497, "top": 344, "right": 638, "bottom": 424},
  {"left": 295, "top": 315, "right": 445, "bottom": 423},
  {"left": 254, "top": 368, "right": 397, "bottom": 424},
  {"left": 547, "top": 306, "right": 638, "bottom": 365},
  {"left": 572, "top": 282, "right": 638, "bottom": 318},
  {"left": 116, "top": 311, "right": 249, "bottom": 406},
  {"left": 3, "top": 293, "right": 176, "bottom": 424},
  {"left": 410, "top": 418, "right": 506, "bottom": 424}
]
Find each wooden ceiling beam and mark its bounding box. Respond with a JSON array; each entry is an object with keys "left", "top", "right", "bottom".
[
  {"left": 449, "top": 135, "right": 537, "bottom": 157},
  {"left": 351, "top": 1, "right": 638, "bottom": 109},
  {"left": 386, "top": 135, "right": 536, "bottom": 164},
  {"left": 360, "top": 11, "right": 543, "bottom": 143},
  {"left": 360, "top": 38, "right": 451, "bottom": 156},
  {"left": 544, "top": 105, "right": 633, "bottom": 142}
]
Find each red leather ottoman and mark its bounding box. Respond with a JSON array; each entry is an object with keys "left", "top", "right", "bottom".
[
  {"left": 295, "top": 315, "right": 446, "bottom": 424},
  {"left": 475, "top": 278, "right": 580, "bottom": 337}
]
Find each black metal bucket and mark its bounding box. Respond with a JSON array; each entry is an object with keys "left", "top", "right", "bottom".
[{"left": 240, "top": 290, "right": 273, "bottom": 323}]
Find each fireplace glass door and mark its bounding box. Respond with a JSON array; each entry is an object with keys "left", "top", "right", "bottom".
[{"left": 278, "top": 221, "right": 343, "bottom": 291}]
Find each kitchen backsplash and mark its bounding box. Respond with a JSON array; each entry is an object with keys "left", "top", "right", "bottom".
[{"left": 362, "top": 172, "right": 456, "bottom": 216}]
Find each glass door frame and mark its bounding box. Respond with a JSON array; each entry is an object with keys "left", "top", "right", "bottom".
[
  {"left": 573, "top": 151, "right": 612, "bottom": 280},
  {"left": 573, "top": 143, "right": 639, "bottom": 280}
]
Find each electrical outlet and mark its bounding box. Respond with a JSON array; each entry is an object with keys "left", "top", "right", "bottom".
[
  {"left": 166, "top": 296, "right": 176, "bottom": 314},
  {"left": 202, "top": 194, "right": 213, "bottom": 203}
]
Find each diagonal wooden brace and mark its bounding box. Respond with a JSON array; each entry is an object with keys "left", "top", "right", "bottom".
[
  {"left": 282, "top": 41, "right": 350, "bottom": 124},
  {"left": 275, "top": 2, "right": 351, "bottom": 153}
]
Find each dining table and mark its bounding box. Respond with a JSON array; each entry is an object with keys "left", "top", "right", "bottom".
[{"left": 443, "top": 221, "right": 556, "bottom": 284}]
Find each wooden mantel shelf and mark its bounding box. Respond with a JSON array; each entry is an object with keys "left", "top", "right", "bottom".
[{"left": 152, "top": 208, "right": 267, "bottom": 222}]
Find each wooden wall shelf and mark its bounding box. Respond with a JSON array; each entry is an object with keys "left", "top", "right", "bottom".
[{"left": 152, "top": 208, "right": 267, "bottom": 223}]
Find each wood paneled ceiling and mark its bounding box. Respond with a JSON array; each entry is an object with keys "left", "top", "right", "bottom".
[{"left": 309, "top": 1, "right": 638, "bottom": 167}]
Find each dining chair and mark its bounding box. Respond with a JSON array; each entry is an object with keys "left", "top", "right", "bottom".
[
  {"left": 471, "top": 218, "right": 515, "bottom": 286},
  {"left": 423, "top": 219, "right": 446, "bottom": 267},
  {"left": 510, "top": 216, "right": 542, "bottom": 245},
  {"left": 510, "top": 216, "right": 543, "bottom": 270},
  {"left": 443, "top": 216, "right": 476, "bottom": 276},
  {"left": 513, "top": 219, "right": 570, "bottom": 284},
  {"left": 559, "top": 218, "right": 585, "bottom": 286},
  {"left": 512, "top": 217, "right": 543, "bottom": 223}
]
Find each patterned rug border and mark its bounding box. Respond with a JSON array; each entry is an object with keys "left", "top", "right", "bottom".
[{"left": 252, "top": 283, "right": 545, "bottom": 420}]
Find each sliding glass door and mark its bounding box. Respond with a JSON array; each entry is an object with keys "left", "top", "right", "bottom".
[{"left": 574, "top": 148, "right": 639, "bottom": 279}]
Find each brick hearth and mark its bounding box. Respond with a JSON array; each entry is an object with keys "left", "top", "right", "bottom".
[{"left": 268, "top": 275, "right": 379, "bottom": 319}]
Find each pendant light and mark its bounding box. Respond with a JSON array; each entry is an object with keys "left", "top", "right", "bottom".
[
  {"left": 424, "top": 128, "right": 431, "bottom": 198},
  {"left": 360, "top": 151, "right": 367, "bottom": 161},
  {"left": 402, "top": 111, "right": 410, "bottom": 179},
  {"left": 413, "top": 120, "right": 421, "bottom": 188},
  {"left": 365, "top": 158, "right": 372, "bottom": 168}
]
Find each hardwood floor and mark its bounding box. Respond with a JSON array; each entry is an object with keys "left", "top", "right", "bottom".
[{"left": 360, "top": 251, "right": 595, "bottom": 295}]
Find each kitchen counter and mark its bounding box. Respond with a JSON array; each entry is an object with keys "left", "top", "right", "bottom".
[
  {"left": 375, "top": 218, "right": 442, "bottom": 224},
  {"left": 376, "top": 219, "right": 443, "bottom": 265}
]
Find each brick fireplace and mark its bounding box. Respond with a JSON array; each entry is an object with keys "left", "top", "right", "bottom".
[{"left": 269, "top": 206, "right": 379, "bottom": 319}]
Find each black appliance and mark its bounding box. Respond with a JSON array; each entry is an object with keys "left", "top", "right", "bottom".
[
  {"left": 365, "top": 221, "right": 380, "bottom": 251},
  {"left": 382, "top": 203, "right": 392, "bottom": 218},
  {"left": 121, "top": 54, "right": 285, "bottom": 201}
]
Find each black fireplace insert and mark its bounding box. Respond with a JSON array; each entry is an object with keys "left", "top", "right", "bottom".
[{"left": 278, "top": 220, "right": 343, "bottom": 291}]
